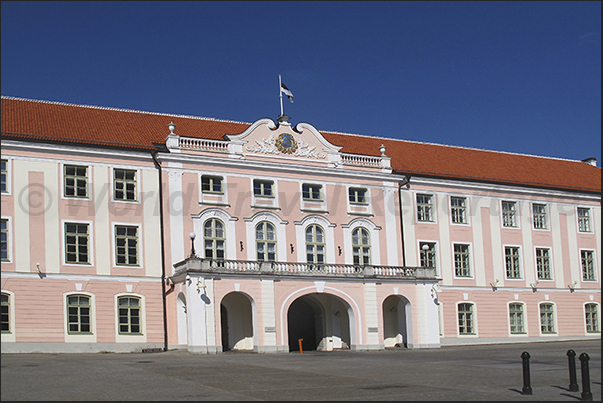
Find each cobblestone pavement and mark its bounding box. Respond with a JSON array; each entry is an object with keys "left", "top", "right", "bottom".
[{"left": 1, "top": 339, "right": 600, "bottom": 401}]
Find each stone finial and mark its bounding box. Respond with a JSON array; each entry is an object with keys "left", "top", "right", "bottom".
[
  {"left": 379, "top": 144, "right": 386, "bottom": 156},
  {"left": 168, "top": 122, "right": 176, "bottom": 134}
]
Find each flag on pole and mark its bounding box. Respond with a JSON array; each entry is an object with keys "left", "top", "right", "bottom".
[{"left": 280, "top": 82, "right": 294, "bottom": 103}]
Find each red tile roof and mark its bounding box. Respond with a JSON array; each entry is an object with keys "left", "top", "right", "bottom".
[{"left": 2, "top": 96, "right": 600, "bottom": 194}]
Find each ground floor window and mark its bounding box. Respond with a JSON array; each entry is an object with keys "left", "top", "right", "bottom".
[{"left": 458, "top": 303, "right": 475, "bottom": 335}]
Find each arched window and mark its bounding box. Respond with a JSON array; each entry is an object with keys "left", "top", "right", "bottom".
[
  {"left": 67, "top": 294, "right": 91, "bottom": 334},
  {"left": 256, "top": 221, "right": 276, "bottom": 261},
  {"left": 458, "top": 303, "right": 474, "bottom": 335},
  {"left": 585, "top": 303, "right": 599, "bottom": 333},
  {"left": 1, "top": 292, "right": 10, "bottom": 333},
  {"left": 352, "top": 227, "right": 370, "bottom": 266},
  {"left": 306, "top": 224, "right": 325, "bottom": 265},
  {"left": 118, "top": 296, "right": 141, "bottom": 334},
  {"left": 204, "top": 218, "right": 225, "bottom": 260}
]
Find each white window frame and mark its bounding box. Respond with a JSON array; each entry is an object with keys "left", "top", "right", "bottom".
[
  {"left": 199, "top": 174, "right": 229, "bottom": 207},
  {"left": 0, "top": 216, "right": 12, "bottom": 263},
  {"left": 0, "top": 158, "right": 11, "bottom": 195},
  {"left": 111, "top": 222, "right": 143, "bottom": 268},
  {"left": 416, "top": 193, "right": 435, "bottom": 223},
  {"left": 450, "top": 196, "right": 469, "bottom": 225},
  {"left": 576, "top": 207, "right": 593, "bottom": 233},
  {"left": 300, "top": 182, "right": 328, "bottom": 213},
  {"left": 452, "top": 243, "right": 473, "bottom": 279},
  {"left": 584, "top": 302, "right": 600, "bottom": 334},
  {"left": 531, "top": 203, "right": 549, "bottom": 231},
  {"left": 115, "top": 293, "right": 147, "bottom": 343},
  {"left": 534, "top": 246, "right": 554, "bottom": 282},
  {"left": 1, "top": 290, "right": 15, "bottom": 343},
  {"left": 580, "top": 249, "right": 597, "bottom": 282},
  {"left": 111, "top": 167, "right": 141, "bottom": 204},
  {"left": 250, "top": 177, "right": 279, "bottom": 210},
  {"left": 244, "top": 211, "right": 287, "bottom": 262},
  {"left": 504, "top": 245, "right": 523, "bottom": 280},
  {"left": 456, "top": 301, "right": 478, "bottom": 337},
  {"left": 62, "top": 220, "right": 94, "bottom": 267},
  {"left": 538, "top": 301, "right": 558, "bottom": 336},
  {"left": 61, "top": 163, "right": 91, "bottom": 200},
  {"left": 63, "top": 291, "right": 97, "bottom": 343},
  {"left": 419, "top": 241, "right": 438, "bottom": 276},
  {"left": 508, "top": 301, "right": 528, "bottom": 336},
  {"left": 501, "top": 200, "right": 520, "bottom": 229}
]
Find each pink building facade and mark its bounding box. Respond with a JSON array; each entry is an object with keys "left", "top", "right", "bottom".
[{"left": 1, "top": 96, "right": 600, "bottom": 353}]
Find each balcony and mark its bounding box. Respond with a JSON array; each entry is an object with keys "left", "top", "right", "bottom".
[{"left": 172, "top": 258, "right": 436, "bottom": 281}]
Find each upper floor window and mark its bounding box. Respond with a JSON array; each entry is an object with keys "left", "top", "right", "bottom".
[
  {"left": 67, "top": 295, "right": 91, "bottom": 334},
  {"left": 1, "top": 293, "right": 10, "bottom": 333},
  {"left": 581, "top": 250, "right": 596, "bottom": 281},
  {"left": 64, "top": 165, "right": 88, "bottom": 198},
  {"left": 505, "top": 246, "right": 521, "bottom": 279},
  {"left": 118, "top": 296, "right": 141, "bottom": 335},
  {"left": 509, "top": 303, "right": 525, "bottom": 334},
  {"left": 417, "top": 194, "right": 434, "bottom": 222},
  {"left": 115, "top": 225, "right": 139, "bottom": 266},
  {"left": 502, "top": 201, "right": 517, "bottom": 228},
  {"left": 453, "top": 243, "right": 471, "bottom": 277},
  {"left": 458, "top": 303, "right": 475, "bottom": 335},
  {"left": 0, "top": 159, "right": 7, "bottom": 193},
  {"left": 585, "top": 303, "right": 600, "bottom": 333},
  {"left": 349, "top": 188, "right": 367, "bottom": 204},
  {"left": 306, "top": 224, "right": 325, "bottom": 265},
  {"left": 577, "top": 208, "right": 592, "bottom": 232},
  {"left": 256, "top": 222, "right": 276, "bottom": 261},
  {"left": 352, "top": 227, "right": 371, "bottom": 266},
  {"left": 1, "top": 219, "right": 8, "bottom": 262},
  {"left": 419, "top": 242, "right": 437, "bottom": 273},
  {"left": 532, "top": 203, "right": 548, "bottom": 230},
  {"left": 113, "top": 169, "right": 137, "bottom": 201},
  {"left": 204, "top": 218, "right": 225, "bottom": 260},
  {"left": 253, "top": 180, "right": 274, "bottom": 198},
  {"left": 450, "top": 197, "right": 467, "bottom": 224},
  {"left": 536, "top": 248, "right": 552, "bottom": 280},
  {"left": 302, "top": 184, "right": 322, "bottom": 201},
  {"left": 539, "top": 303, "right": 556, "bottom": 334},
  {"left": 201, "top": 175, "right": 223, "bottom": 194},
  {"left": 65, "top": 223, "right": 90, "bottom": 264}
]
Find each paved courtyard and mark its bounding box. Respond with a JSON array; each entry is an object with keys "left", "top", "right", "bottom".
[{"left": 1, "top": 339, "right": 600, "bottom": 401}]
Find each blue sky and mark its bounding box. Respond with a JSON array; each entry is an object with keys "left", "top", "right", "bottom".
[{"left": 2, "top": 1, "right": 601, "bottom": 166}]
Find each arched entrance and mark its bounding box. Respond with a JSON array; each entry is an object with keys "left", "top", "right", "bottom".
[
  {"left": 382, "top": 295, "right": 413, "bottom": 348},
  {"left": 287, "top": 293, "right": 351, "bottom": 352},
  {"left": 220, "top": 292, "right": 254, "bottom": 352}
]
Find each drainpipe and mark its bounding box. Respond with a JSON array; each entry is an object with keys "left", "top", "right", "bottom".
[
  {"left": 397, "top": 175, "right": 411, "bottom": 267},
  {"left": 152, "top": 151, "right": 169, "bottom": 352}
]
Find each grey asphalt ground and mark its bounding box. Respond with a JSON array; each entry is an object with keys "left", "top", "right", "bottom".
[{"left": 1, "top": 339, "right": 600, "bottom": 401}]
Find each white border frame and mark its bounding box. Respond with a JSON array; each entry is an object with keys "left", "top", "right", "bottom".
[{"left": 111, "top": 222, "right": 143, "bottom": 268}]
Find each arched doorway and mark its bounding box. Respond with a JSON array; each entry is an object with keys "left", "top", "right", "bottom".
[
  {"left": 287, "top": 293, "right": 351, "bottom": 352},
  {"left": 382, "top": 295, "right": 413, "bottom": 348},
  {"left": 220, "top": 292, "right": 254, "bottom": 352}
]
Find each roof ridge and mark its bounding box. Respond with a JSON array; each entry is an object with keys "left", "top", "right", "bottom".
[
  {"left": 320, "top": 128, "right": 593, "bottom": 166},
  {"left": 1, "top": 95, "right": 252, "bottom": 126}
]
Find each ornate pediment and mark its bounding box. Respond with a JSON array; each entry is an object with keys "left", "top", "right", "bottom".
[{"left": 225, "top": 118, "right": 342, "bottom": 162}]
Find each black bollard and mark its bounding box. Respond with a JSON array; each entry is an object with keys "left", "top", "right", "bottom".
[
  {"left": 567, "top": 349, "right": 579, "bottom": 392},
  {"left": 579, "top": 353, "right": 592, "bottom": 401},
  {"left": 521, "top": 351, "right": 532, "bottom": 395}
]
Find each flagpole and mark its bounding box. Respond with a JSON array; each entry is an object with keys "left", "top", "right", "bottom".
[{"left": 279, "top": 74, "right": 284, "bottom": 117}]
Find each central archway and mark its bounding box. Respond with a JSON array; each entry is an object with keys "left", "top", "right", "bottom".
[
  {"left": 287, "top": 293, "right": 351, "bottom": 352},
  {"left": 220, "top": 292, "right": 254, "bottom": 352}
]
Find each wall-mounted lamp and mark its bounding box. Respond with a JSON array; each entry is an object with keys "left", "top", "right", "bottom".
[
  {"left": 421, "top": 244, "right": 430, "bottom": 251},
  {"left": 530, "top": 281, "right": 539, "bottom": 292},
  {"left": 36, "top": 263, "right": 41, "bottom": 274},
  {"left": 338, "top": 246, "right": 342, "bottom": 256},
  {"left": 290, "top": 243, "right": 294, "bottom": 254},
  {"left": 489, "top": 279, "right": 500, "bottom": 290},
  {"left": 567, "top": 280, "right": 578, "bottom": 292},
  {"left": 240, "top": 241, "right": 244, "bottom": 252},
  {"left": 189, "top": 232, "right": 197, "bottom": 258},
  {"left": 430, "top": 284, "right": 441, "bottom": 299},
  {"left": 185, "top": 274, "right": 191, "bottom": 283}
]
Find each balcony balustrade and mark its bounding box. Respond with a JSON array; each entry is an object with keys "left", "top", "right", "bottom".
[{"left": 173, "top": 258, "right": 436, "bottom": 280}]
